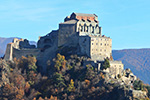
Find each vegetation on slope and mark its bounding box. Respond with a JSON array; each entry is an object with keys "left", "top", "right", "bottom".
[{"left": 0, "top": 54, "right": 149, "bottom": 100}]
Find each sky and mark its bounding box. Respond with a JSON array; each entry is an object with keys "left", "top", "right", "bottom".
[{"left": 0, "top": 0, "right": 150, "bottom": 50}]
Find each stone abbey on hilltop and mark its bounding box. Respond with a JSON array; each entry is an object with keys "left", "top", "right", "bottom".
[{"left": 4, "top": 12, "right": 124, "bottom": 77}]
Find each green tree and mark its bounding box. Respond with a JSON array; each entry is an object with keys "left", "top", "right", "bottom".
[
  {"left": 102, "top": 58, "right": 110, "bottom": 70},
  {"left": 53, "top": 72, "right": 66, "bottom": 88},
  {"left": 133, "top": 80, "right": 143, "bottom": 90}
]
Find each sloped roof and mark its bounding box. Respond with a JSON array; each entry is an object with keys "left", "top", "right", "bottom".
[
  {"left": 60, "top": 19, "right": 77, "bottom": 24},
  {"left": 74, "top": 13, "right": 97, "bottom": 17}
]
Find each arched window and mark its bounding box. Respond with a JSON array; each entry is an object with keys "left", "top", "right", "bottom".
[
  {"left": 84, "top": 24, "right": 86, "bottom": 32},
  {"left": 44, "top": 45, "right": 51, "bottom": 49},
  {"left": 92, "top": 26, "right": 94, "bottom": 33},
  {"left": 44, "top": 39, "right": 51, "bottom": 43},
  {"left": 87, "top": 26, "right": 88, "bottom": 32},
  {"left": 81, "top": 26, "right": 83, "bottom": 32}
]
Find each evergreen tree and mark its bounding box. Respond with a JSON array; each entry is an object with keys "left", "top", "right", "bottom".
[{"left": 102, "top": 58, "right": 110, "bottom": 70}]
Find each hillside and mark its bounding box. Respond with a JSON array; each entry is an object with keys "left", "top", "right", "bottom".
[
  {"left": 0, "top": 37, "right": 36, "bottom": 57},
  {"left": 0, "top": 54, "right": 149, "bottom": 100},
  {"left": 113, "top": 49, "right": 150, "bottom": 84}
]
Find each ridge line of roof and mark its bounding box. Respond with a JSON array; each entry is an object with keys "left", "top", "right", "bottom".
[{"left": 73, "top": 13, "right": 97, "bottom": 17}]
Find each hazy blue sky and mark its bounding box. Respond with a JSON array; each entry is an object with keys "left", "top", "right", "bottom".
[{"left": 0, "top": 0, "right": 150, "bottom": 49}]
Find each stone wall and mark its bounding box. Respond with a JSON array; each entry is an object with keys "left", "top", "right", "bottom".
[
  {"left": 13, "top": 48, "right": 40, "bottom": 59},
  {"left": 4, "top": 43, "right": 13, "bottom": 60},
  {"left": 131, "top": 90, "right": 147, "bottom": 99},
  {"left": 90, "top": 36, "right": 112, "bottom": 60},
  {"left": 37, "top": 30, "right": 58, "bottom": 50},
  {"left": 4, "top": 38, "right": 37, "bottom": 60},
  {"left": 58, "top": 24, "right": 78, "bottom": 47},
  {"left": 103, "top": 60, "right": 124, "bottom": 78},
  {"left": 79, "top": 36, "right": 91, "bottom": 57},
  {"left": 78, "top": 35, "right": 112, "bottom": 61},
  {"left": 109, "top": 60, "right": 124, "bottom": 77},
  {"left": 12, "top": 38, "right": 36, "bottom": 49}
]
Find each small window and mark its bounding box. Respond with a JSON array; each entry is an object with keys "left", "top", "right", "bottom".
[
  {"left": 105, "top": 44, "right": 106, "bottom": 46},
  {"left": 100, "top": 43, "right": 102, "bottom": 45},
  {"left": 92, "top": 26, "right": 94, "bottom": 33},
  {"left": 92, "top": 43, "right": 94, "bottom": 45},
  {"left": 96, "top": 43, "right": 98, "bottom": 45},
  {"left": 81, "top": 26, "right": 83, "bottom": 32},
  {"left": 100, "top": 49, "right": 102, "bottom": 51},
  {"left": 96, "top": 49, "right": 97, "bottom": 51}
]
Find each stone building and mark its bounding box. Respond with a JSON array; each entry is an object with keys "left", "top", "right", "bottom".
[
  {"left": 58, "top": 13, "right": 112, "bottom": 60},
  {"left": 58, "top": 13, "right": 101, "bottom": 46},
  {"left": 79, "top": 35, "right": 112, "bottom": 61},
  {"left": 4, "top": 12, "right": 122, "bottom": 75},
  {"left": 4, "top": 38, "right": 39, "bottom": 60},
  {"left": 102, "top": 61, "right": 124, "bottom": 78}
]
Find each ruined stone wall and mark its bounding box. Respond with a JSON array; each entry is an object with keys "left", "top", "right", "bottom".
[
  {"left": 13, "top": 48, "right": 40, "bottom": 59},
  {"left": 4, "top": 44, "right": 13, "bottom": 60},
  {"left": 12, "top": 38, "right": 36, "bottom": 49},
  {"left": 104, "top": 61, "right": 124, "bottom": 77},
  {"left": 4, "top": 38, "right": 37, "bottom": 61}
]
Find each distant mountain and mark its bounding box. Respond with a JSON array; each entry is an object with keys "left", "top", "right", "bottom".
[
  {"left": 113, "top": 49, "right": 150, "bottom": 84},
  {"left": 0, "top": 48, "right": 4, "bottom": 57},
  {"left": 0, "top": 37, "right": 36, "bottom": 57},
  {"left": 0, "top": 37, "right": 16, "bottom": 57}
]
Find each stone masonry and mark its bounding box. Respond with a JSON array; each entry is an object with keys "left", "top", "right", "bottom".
[{"left": 4, "top": 12, "right": 123, "bottom": 75}]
